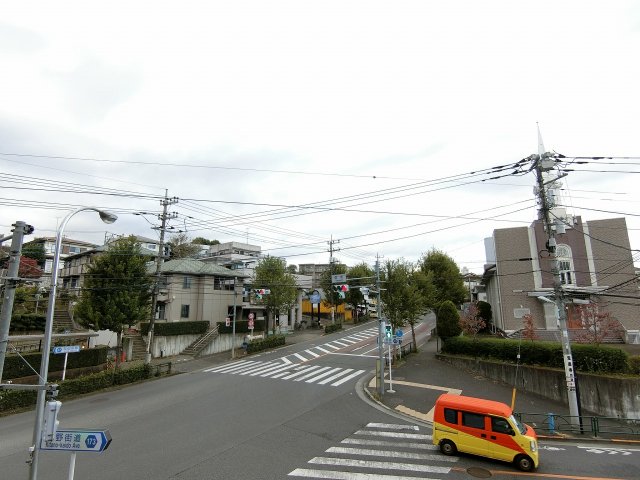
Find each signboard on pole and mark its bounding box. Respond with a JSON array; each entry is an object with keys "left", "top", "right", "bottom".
[
  {"left": 331, "top": 273, "right": 346, "bottom": 284},
  {"left": 41, "top": 429, "right": 111, "bottom": 453},
  {"left": 52, "top": 346, "right": 81, "bottom": 354}
]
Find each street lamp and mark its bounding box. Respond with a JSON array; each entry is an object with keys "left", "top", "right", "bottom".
[{"left": 29, "top": 207, "right": 117, "bottom": 480}]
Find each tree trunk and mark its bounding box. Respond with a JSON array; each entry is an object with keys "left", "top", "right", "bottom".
[{"left": 410, "top": 322, "right": 417, "bottom": 353}]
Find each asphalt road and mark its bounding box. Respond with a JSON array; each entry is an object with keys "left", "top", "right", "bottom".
[{"left": 1, "top": 320, "right": 638, "bottom": 480}]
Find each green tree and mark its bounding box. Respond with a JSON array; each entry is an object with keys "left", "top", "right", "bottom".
[
  {"left": 21, "top": 241, "right": 46, "bottom": 266},
  {"left": 167, "top": 233, "right": 202, "bottom": 259},
  {"left": 74, "top": 236, "right": 152, "bottom": 366},
  {"left": 419, "top": 249, "right": 466, "bottom": 308},
  {"left": 436, "top": 300, "right": 462, "bottom": 340},
  {"left": 253, "top": 256, "right": 298, "bottom": 333},
  {"left": 319, "top": 263, "right": 348, "bottom": 323},
  {"left": 286, "top": 264, "right": 298, "bottom": 274},
  {"left": 381, "top": 259, "right": 430, "bottom": 351},
  {"left": 345, "top": 262, "right": 375, "bottom": 321},
  {"left": 191, "top": 237, "right": 220, "bottom": 245}
]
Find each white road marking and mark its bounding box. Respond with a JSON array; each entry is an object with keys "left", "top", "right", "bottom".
[
  {"left": 326, "top": 446, "right": 456, "bottom": 462},
  {"left": 308, "top": 457, "right": 450, "bottom": 474},
  {"left": 331, "top": 369, "right": 366, "bottom": 386}
]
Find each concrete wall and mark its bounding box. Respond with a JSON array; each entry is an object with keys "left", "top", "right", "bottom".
[
  {"left": 151, "top": 333, "right": 246, "bottom": 358},
  {"left": 438, "top": 355, "right": 640, "bottom": 420}
]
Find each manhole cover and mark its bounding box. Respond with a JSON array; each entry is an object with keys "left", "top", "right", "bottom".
[{"left": 466, "top": 467, "right": 492, "bottom": 478}]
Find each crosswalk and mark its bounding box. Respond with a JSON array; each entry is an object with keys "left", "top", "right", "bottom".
[
  {"left": 203, "top": 360, "right": 367, "bottom": 387},
  {"left": 288, "top": 422, "right": 457, "bottom": 479},
  {"left": 279, "top": 327, "right": 379, "bottom": 364}
]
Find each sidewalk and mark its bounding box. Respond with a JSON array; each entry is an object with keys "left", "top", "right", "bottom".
[{"left": 363, "top": 337, "right": 640, "bottom": 445}]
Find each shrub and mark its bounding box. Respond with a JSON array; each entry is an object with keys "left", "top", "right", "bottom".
[
  {"left": 9, "top": 313, "right": 46, "bottom": 332},
  {"left": 246, "top": 335, "right": 285, "bottom": 354},
  {"left": 0, "top": 363, "right": 154, "bottom": 413},
  {"left": 441, "top": 336, "right": 629, "bottom": 374},
  {"left": 2, "top": 346, "right": 108, "bottom": 380},
  {"left": 324, "top": 323, "right": 343, "bottom": 334},
  {"left": 217, "top": 320, "right": 266, "bottom": 334},
  {"left": 436, "top": 301, "right": 462, "bottom": 339},
  {"left": 140, "top": 321, "right": 209, "bottom": 336}
]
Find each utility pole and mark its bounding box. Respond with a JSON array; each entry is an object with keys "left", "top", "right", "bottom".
[
  {"left": 376, "top": 254, "right": 385, "bottom": 397},
  {"left": 328, "top": 236, "right": 340, "bottom": 324},
  {"left": 532, "top": 130, "right": 580, "bottom": 424},
  {"left": 0, "top": 221, "right": 34, "bottom": 382},
  {"left": 146, "top": 191, "right": 178, "bottom": 364}
]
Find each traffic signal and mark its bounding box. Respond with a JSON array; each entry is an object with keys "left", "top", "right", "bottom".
[
  {"left": 385, "top": 324, "right": 392, "bottom": 339},
  {"left": 43, "top": 400, "right": 62, "bottom": 441}
]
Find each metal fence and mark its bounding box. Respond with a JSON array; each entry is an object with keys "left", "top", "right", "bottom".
[{"left": 514, "top": 412, "right": 640, "bottom": 438}]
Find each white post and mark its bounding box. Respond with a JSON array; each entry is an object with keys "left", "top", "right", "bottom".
[
  {"left": 62, "top": 352, "right": 69, "bottom": 381},
  {"left": 67, "top": 452, "right": 76, "bottom": 480},
  {"left": 387, "top": 343, "right": 395, "bottom": 393}
]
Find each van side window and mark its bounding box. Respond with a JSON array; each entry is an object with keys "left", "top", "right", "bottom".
[
  {"left": 491, "top": 417, "right": 514, "bottom": 435},
  {"left": 444, "top": 408, "right": 457, "bottom": 424},
  {"left": 462, "top": 412, "right": 486, "bottom": 430}
]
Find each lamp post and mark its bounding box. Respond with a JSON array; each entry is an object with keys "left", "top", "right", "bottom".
[{"left": 29, "top": 207, "right": 117, "bottom": 480}]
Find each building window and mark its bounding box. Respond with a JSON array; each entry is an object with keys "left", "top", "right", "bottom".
[
  {"left": 148, "top": 243, "right": 157, "bottom": 250},
  {"left": 557, "top": 244, "right": 575, "bottom": 285},
  {"left": 183, "top": 276, "right": 192, "bottom": 289},
  {"left": 180, "top": 305, "right": 190, "bottom": 318},
  {"left": 68, "top": 246, "right": 81, "bottom": 254},
  {"left": 157, "top": 303, "right": 166, "bottom": 320},
  {"left": 214, "top": 277, "right": 223, "bottom": 290}
]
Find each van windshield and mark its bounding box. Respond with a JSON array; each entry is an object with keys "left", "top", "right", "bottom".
[{"left": 510, "top": 415, "right": 527, "bottom": 435}]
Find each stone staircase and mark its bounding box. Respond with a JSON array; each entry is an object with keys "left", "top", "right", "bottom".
[
  {"left": 129, "top": 335, "right": 149, "bottom": 361},
  {"left": 182, "top": 325, "right": 220, "bottom": 357},
  {"left": 53, "top": 307, "right": 74, "bottom": 332}
]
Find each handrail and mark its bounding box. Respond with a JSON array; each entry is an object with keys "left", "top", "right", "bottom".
[{"left": 514, "top": 412, "right": 640, "bottom": 438}]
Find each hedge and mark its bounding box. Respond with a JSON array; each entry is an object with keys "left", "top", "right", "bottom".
[
  {"left": 2, "top": 346, "right": 108, "bottom": 380},
  {"left": 217, "top": 320, "right": 266, "bottom": 334},
  {"left": 246, "top": 335, "right": 285, "bottom": 354},
  {"left": 324, "top": 323, "right": 343, "bottom": 334},
  {"left": 9, "top": 313, "right": 46, "bottom": 332},
  {"left": 442, "top": 336, "right": 630, "bottom": 374},
  {"left": 0, "top": 364, "right": 153, "bottom": 414},
  {"left": 139, "top": 321, "right": 209, "bottom": 336}
]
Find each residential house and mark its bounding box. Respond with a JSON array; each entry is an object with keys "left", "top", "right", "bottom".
[
  {"left": 483, "top": 216, "right": 640, "bottom": 343},
  {"left": 25, "top": 236, "right": 98, "bottom": 287}
]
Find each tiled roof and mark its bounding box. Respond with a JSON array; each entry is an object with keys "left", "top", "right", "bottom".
[{"left": 151, "top": 258, "right": 247, "bottom": 277}]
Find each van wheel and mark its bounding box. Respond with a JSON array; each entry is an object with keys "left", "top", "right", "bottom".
[
  {"left": 439, "top": 440, "right": 457, "bottom": 456},
  {"left": 514, "top": 454, "right": 534, "bottom": 472}
]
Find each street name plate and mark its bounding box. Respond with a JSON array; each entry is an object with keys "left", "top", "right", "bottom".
[{"left": 41, "top": 429, "right": 112, "bottom": 453}]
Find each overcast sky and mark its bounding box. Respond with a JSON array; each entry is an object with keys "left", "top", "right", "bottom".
[{"left": 1, "top": 1, "right": 639, "bottom": 273}]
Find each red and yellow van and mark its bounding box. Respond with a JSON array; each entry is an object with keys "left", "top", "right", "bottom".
[{"left": 432, "top": 393, "right": 539, "bottom": 471}]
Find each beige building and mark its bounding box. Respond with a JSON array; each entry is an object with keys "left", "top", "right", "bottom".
[
  {"left": 151, "top": 258, "right": 248, "bottom": 325},
  {"left": 483, "top": 217, "right": 640, "bottom": 343}
]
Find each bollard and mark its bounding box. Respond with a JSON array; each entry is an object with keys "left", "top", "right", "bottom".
[{"left": 547, "top": 413, "right": 556, "bottom": 434}]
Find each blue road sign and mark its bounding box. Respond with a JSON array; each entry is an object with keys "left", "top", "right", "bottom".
[
  {"left": 395, "top": 329, "right": 403, "bottom": 338},
  {"left": 52, "top": 345, "right": 81, "bottom": 354},
  {"left": 41, "top": 429, "right": 111, "bottom": 453}
]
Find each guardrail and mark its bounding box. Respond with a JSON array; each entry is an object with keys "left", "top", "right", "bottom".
[{"left": 514, "top": 412, "right": 640, "bottom": 438}]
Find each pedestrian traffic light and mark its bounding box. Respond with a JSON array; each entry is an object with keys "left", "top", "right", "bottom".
[
  {"left": 43, "top": 400, "right": 62, "bottom": 441},
  {"left": 385, "top": 324, "right": 392, "bottom": 339}
]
